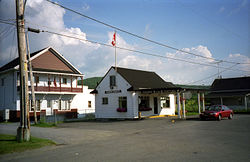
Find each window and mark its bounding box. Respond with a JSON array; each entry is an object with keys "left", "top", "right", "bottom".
[
  {"left": 139, "top": 96, "right": 150, "bottom": 108},
  {"left": 88, "top": 101, "right": 92, "bottom": 108},
  {"left": 62, "top": 78, "right": 67, "bottom": 84},
  {"left": 59, "top": 100, "right": 70, "bottom": 110},
  {"left": 35, "top": 76, "right": 39, "bottom": 84},
  {"left": 160, "top": 97, "right": 170, "bottom": 108},
  {"left": 58, "top": 100, "right": 61, "bottom": 110},
  {"left": 47, "top": 100, "right": 52, "bottom": 107},
  {"left": 102, "top": 97, "right": 108, "bottom": 105},
  {"left": 29, "top": 100, "right": 33, "bottom": 111},
  {"left": 1, "top": 78, "right": 4, "bottom": 86},
  {"left": 110, "top": 75, "right": 116, "bottom": 87},
  {"left": 36, "top": 100, "right": 41, "bottom": 111},
  {"left": 118, "top": 97, "right": 127, "bottom": 108}
]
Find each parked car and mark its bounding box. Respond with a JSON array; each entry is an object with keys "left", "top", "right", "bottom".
[{"left": 200, "top": 105, "right": 233, "bottom": 121}]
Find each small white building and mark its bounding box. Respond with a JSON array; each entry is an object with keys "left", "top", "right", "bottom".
[
  {"left": 0, "top": 47, "right": 95, "bottom": 121},
  {"left": 92, "top": 67, "right": 179, "bottom": 119}
]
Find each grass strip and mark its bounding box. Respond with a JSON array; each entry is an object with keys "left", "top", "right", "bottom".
[{"left": 0, "top": 134, "right": 55, "bottom": 155}]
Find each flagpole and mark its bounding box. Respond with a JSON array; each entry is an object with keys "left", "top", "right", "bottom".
[{"left": 114, "top": 31, "right": 117, "bottom": 72}]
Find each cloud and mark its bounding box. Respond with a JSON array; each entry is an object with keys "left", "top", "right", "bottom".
[
  {"left": 0, "top": 0, "right": 248, "bottom": 86},
  {"left": 227, "top": 53, "right": 250, "bottom": 73},
  {"left": 229, "top": 0, "right": 248, "bottom": 15},
  {"left": 219, "top": 6, "right": 225, "bottom": 13},
  {"left": 82, "top": 3, "right": 90, "bottom": 11},
  {"left": 144, "top": 24, "right": 153, "bottom": 38}
]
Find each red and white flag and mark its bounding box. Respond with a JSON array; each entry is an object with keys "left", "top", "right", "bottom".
[{"left": 111, "top": 32, "right": 116, "bottom": 46}]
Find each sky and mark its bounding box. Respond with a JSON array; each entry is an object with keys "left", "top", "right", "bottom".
[{"left": 0, "top": 0, "right": 249, "bottom": 85}]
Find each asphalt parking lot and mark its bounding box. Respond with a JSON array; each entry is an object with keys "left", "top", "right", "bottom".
[{"left": 1, "top": 114, "right": 250, "bottom": 162}]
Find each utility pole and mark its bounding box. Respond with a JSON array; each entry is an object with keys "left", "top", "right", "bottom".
[
  {"left": 26, "top": 31, "right": 37, "bottom": 124},
  {"left": 16, "top": 0, "right": 30, "bottom": 142}
]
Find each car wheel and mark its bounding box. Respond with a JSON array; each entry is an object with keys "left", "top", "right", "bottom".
[
  {"left": 218, "top": 114, "right": 222, "bottom": 121},
  {"left": 228, "top": 113, "right": 233, "bottom": 120}
]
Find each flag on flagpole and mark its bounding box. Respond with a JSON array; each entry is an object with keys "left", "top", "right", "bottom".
[{"left": 111, "top": 32, "right": 116, "bottom": 46}]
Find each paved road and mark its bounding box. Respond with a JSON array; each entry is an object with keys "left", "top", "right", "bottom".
[{"left": 0, "top": 114, "right": 250, "bottom": 162}]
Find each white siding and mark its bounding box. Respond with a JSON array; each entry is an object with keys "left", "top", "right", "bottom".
[
  {"left": 95, "top": 68, "right": 176, "bottom": 119},
  {"left": 95, "top": 68, "right": 136, "bottom": 119},
  {"left": 159, "top": 94, "right": 176, "bottom": 116},
  {"left": 71, "top": 86, "right": 95, "bottom": 114},
  {"left": 0, "top": 71, "right": 16, "bottom": 110}
]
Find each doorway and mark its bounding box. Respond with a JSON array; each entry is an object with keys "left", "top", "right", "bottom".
[{"left": 154, "top": 97, "right": 158, "bottom": 114}]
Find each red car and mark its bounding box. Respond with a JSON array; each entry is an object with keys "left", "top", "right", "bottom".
[{"left": 200, "top": 105, "right": 233, "bottom": 121}]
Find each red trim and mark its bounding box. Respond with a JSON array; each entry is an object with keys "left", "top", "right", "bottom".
[
  {"left": 76, "top": 76, "right": 77, "bottom": 88},
  {"left": 81, "top": 76, "right": 83, "bottom": 92},
  {"left": 48, "top": 74, "right": 50, "bottom": 91},
  {"left": 71, "top": 76, "right": 73, "bottom": 92},
  {"left": 60, "top": 75, "right": 61, "bottom": 92},
  {"left": 18, "top": 86, "right": 82, "bottom": 93}
]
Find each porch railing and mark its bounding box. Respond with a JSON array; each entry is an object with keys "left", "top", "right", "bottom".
[{"left": 17, "top": 86, "right": 83, "bottom": 93}]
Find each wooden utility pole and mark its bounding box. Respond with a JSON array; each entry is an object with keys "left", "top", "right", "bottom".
[
  {"left": 26, "top": 31, "right": 37, "bottom": 124},
  {"left": 16, "top": 0, "right": 30, "bottom": 142}
]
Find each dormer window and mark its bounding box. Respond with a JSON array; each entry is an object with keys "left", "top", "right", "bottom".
[{"left": 110, "top": 75, "right": 116, "bottom": 87}]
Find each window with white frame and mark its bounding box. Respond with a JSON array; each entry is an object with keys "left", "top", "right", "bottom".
[
  {"left": 160, "top": 96, "right": 170, "bottom": 108},
  {"left": 139, "top": 96, "right": 150, "bottom": 108},
  {"left": 110, "top": 75, "right": 116, "bottom": 87},
  {"left": 88, "top": 101, "right": 92, "bottom": 108},
  {"left": 47, "top": 100, "right": 52, "bottom": 108},
  {"left": 29, "top": 100, "right": 33, "bottom": 111},
  {"left": 59, "top": 100, "right": 70, "bottom": 110},
  {"left": 35, "top": 100, "right": 41, "bottom": 111},
  {"left": 118, "top": 96, "right": 127, "bottom": 108},
  {"left": 62, "top": 78, "right": 67, "bottom": 84},
  {"left": 102, "top": 97, "right": 108, "bottom": 105}
]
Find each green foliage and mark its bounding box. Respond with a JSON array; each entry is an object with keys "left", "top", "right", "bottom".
[
  {"left": 185, "top": 94, "right": 199, "bottom": 112},
  {"left": 178, "top": 93, "right": 210, "bottom": 113},
  {"left": 0, "top": 134, "right": 55, "bottom": 154},
  {"left": 78, "top": 77, "right": 102, "bottom": 89},
  {"left": 233, "top": 109, "right": 250, "bottom": 113},
  {"left": 84, "top": 114, "right": 95, "bottom": 120}
]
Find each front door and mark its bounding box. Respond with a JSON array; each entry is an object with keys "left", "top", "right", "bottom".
[{"left": 154, "top": 97, "right": 158, "bottom": 114}]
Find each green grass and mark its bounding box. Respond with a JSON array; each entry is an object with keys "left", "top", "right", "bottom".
[
  {"left": 0, "top": 134, "right": 55, "bottom": 155},
  {"left": 186, "top": 112, "right": 200, "bottom": 116},
  {"left": 31, "top": 122, "right": 58, "bottom": 127}
]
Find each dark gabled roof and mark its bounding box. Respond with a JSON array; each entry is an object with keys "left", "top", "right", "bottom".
[
  {"left": 210, "top": 76, "right": 250, "bottom": 93},
  {"left": 0, "top": 47, "right": 82, "bottom": 75},
  {"left": 0, "top": 47, "right": 46, "bottom": 72},
  {"left": 176, "top": 84, "right": 210, "bottom": 91},
  {"left": 115, "top": 67, "right": 177, "bottom": 91}
]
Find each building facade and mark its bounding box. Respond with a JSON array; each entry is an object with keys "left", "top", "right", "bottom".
[
  {"left": 92, "top": 67, "right": 178, "bottom": 119},
  {"left": 208, "top": 76, "right": 250, "bottom": 110},
  {"left": 0, "top": 47, "right": 95, "bottom": 121}
]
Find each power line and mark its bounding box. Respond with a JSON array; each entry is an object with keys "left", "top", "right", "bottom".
[
  {"left": 36, "top": 28, "right": 249, "bottom": 73},
  {"left": 0, "top": 20, "right": 16, "bottom": 26},
  {"left": 0, "top": 20, "right": 249, "bottom": 74},
  {"left": 45, "top": 0, "right": 250, "bottom": 65},
  {"left": 186, "top": 63, "right": 240, "bottom": 85}
]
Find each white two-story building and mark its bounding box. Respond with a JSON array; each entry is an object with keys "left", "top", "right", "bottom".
[
  {"left": 92, "top": 67, "right": 179, "bottom": 119},
  {"left": 0, "top": 47, "right": 94, "bottom": 121}
]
